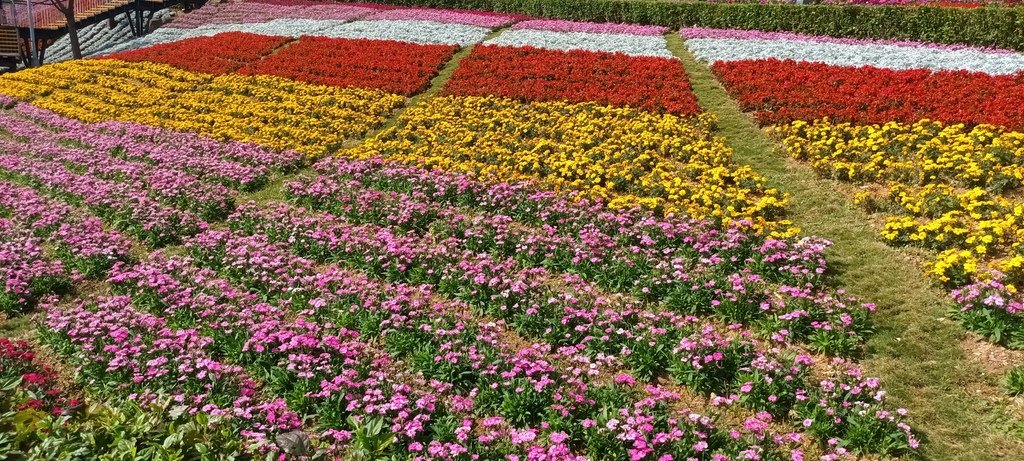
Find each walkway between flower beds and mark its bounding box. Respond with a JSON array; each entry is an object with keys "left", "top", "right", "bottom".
[
  {"left": 265, "top": 29, "right": 1023, "bottom": 461},
  {"left": 4, "top": 17, "right": 1020, "bottom": 459},
  {"left": 664, "top": 32, "right": 1024, "bottom": 461}
]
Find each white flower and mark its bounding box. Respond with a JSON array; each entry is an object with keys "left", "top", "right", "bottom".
[
  {"left": 685, "top": 37, "right": 1024, "bottom": 75},
  {"left": 488, "top": 29, "right": 672, "bottom": 58},
  {"left": 319, "top": 19, "right": 491, "bottom": 46}
]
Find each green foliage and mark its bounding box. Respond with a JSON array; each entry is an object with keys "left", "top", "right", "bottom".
[
  {"left": 341, "top": 0, "right": 1024, "bottom": 51},
  {"left": 345, "top": 416, "right": 396, "bottom": 461},
  {"left": 0, "top": 399, "right": 251, "bottom": 461},
  {"left": 956, "top": 306, "right": 1024, "bottom": 349},
  {"left": 1005, "top": 365, "right": 1024, "bottom": 397}
]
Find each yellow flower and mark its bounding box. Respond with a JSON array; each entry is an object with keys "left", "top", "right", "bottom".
[
  {"left": 0, "top": 60, "right": 795, "bottom": 235},
  {"left": 775, "top": 118, "right": 1024, "bottom": 290},
  {"left": 0, "top": 60, "right": 405, "bottom": 157},
  {"left": 350, "top": 95, "right": 792, "bottom": 234}
]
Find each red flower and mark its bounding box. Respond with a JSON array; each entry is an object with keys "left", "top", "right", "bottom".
[
  {"left": 3, "top": 337, "right": 75, "bottom": 416},
  {"left": 19, "top": 398, "right": 44, "bottom": 410},
  {"left": 237, "top": 36, "right": 458, "bottom": 96},
  {"left": 711, "top": 58, "right": 1024, "bottom": 130},
  {"left": 0, "top": 337, "right": 35, "bottom": 362},
  {"left": 21, "top": 372, "right": 48, "bottom": 385},
  {"left": 445, "top": 45, "right": 701, "bottom": 116},
  {"left": 103, "top": 32, "right": 291, "bottom": 75}
]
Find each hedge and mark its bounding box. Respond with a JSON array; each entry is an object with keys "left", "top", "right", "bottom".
[{"left": 345, "top": 0, "right": 1024, "bottom": 51}]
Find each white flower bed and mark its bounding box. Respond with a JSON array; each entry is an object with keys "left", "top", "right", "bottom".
[
  {"left": 99, "top": 18, "right": 355, "bottom": 54},
  {"left": 98, "top": 27, "right": 192, "bottom": 55},
  {"left": 685, "top": 37, "right": 1024, "bottom": 75},
  {"left": 101, "top": 18, "right": 492, "bottom": 54},
  {"left": 45, "top": 10, "right": 174, "bottom": 63},
  {"left": 486, "top": 29, "right": 672, "bottom": 58},
  {"left": 226, "top": 18, "right": 351, "bottom": 37},
  {"left": 318, "top": 19, "right": 491, "bottom": 46}
]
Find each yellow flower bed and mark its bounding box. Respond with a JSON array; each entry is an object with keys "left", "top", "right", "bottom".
[
  {"left": 0, "top": 61, "right": 794, "bottom": 234},
  {"left": 773, "top": 118, "right": 1024, "bottom": 290},
  {"left": 350, "top": 95, "right": 792, "bottom": 234},
  {"left": 0, "top": 59, "right": 405, "bottom": 156}
]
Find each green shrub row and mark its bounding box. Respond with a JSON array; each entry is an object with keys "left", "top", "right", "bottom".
[{"left": 348, "top": 0, "right": 1024, "bottom": 50}]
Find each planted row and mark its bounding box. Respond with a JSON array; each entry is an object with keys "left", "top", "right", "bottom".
[
  {"left": 445, "top": 44, "right": 700, "bottom": 115},
  {"left": 0, "top": 60, "right": 405, "bottom": 156},
  {"left": 182, "top": 222, "right": 916, "bottom": 457},
  {"left": 105, "top": 231, "right": 807, "bottom": 459},
  {"left": 712, "top": 59, "right": 1024, "bottom": 130},
  {"left": 237, "top": 36, "right": 458, "bottom": 95},
  {"left": 352, "top": 96, "right": 790, "bottom": 233},
  {"left": 105, "top": 32, "right": 291, "bottom": 75}
]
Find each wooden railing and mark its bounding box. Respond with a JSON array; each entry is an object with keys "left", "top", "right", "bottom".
[{"left": 3, "top": 0, "right": 128, "bottom": 30}]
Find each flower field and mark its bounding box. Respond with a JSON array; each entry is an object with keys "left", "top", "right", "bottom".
[
  {"left": 687, "top": 29, "right": 1024, "bottom": 359},
  {"left": 6, "top": 0, "right": 1018, "bottom": 458},
  {"left": 102, "top": 32, "right": 294, "bottom": 75}
]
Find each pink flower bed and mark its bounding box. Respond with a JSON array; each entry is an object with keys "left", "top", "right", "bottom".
[
  {"left": 513, "top": 19, "right": 669, "bottom": 36},
  {"left": 166, "top": 1, "right": 378, "bottom": 28},
  {"left": 236, "top": 0, "right": 393, "bottom": 7}
]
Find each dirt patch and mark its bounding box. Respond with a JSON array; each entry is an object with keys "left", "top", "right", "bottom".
[{"left": 962, "top": 334, "right": 1024, "bottom": 377}]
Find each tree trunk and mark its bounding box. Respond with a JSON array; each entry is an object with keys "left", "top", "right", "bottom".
[{"left": 63, "top": 0, "right": 81, "bottom": 59}]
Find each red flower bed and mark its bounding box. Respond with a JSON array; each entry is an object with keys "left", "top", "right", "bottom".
[
  {"left": 104, "top": 32, "right": 290, "bottom": 75},
  {"left": 1, "top": 337, "right": 79, "bottom": 416},
  {"left": 712, "top": 58, "right": 1024, "bottom": 129},
  {"left": 236, "top": 36, "right": 458, "bottom": 96},
  {"left": 443, "top": 45, "right": 701, "bottom": 116}
]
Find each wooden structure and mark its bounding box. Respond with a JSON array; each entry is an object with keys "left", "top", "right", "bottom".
[
  {"left": 0, "top": 25, "right": 17, "bottom": 70},
  {"left": 2, "top": 0, "right": 205, "bottom": 68}
]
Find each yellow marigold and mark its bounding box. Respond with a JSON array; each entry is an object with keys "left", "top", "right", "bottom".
[
  {"left": 928, "top": 249, "right": 980, "bottom": 287},
  {"left": 774, "top": 117, "right": 1024, "bottom": 291},
  {"left": 1000, "top": 255, "right": 1024, "bottom": 288},
  {"left": 0, "top": 60, "right": 405, "bottom": 157},
  {"left": 351, "top": 95, "right": 791, "bottom": 234}
]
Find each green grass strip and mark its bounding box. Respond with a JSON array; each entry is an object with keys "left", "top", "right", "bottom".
[{"left": 665, "top": 32, "right": 1024, "bottom": 461}]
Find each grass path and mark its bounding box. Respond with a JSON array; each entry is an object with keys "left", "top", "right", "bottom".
[
  {"left": 665, "top": 32, "right": 1024, "bottom": 461},
  {"left": 5, "top": 26, "right": 1022, "bottom": 459},
  {"left": 342, "top": 27, "right": 507, "bottom": 150}
]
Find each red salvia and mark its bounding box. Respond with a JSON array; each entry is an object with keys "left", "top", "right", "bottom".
[
  {"left": 712, "top": 58, "right": 1024, "bottom": 130},
  {"left": 103, "top": 32, "right": 291, "bottom": 75},
  {"left": 444, "top": 44, "right": 702, "bottom": 116},
  {"left": 237, "top": 36, "right": 458, "bottom": 96}
]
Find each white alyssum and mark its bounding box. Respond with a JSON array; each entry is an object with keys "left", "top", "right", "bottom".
[
  {"left": 45, "top": 10, "right": 175, "bottom": 63},
  {"left": 685, "top": 37, "right": 1024, "bottom": 75},
  {"left": 318, "top": 19, "right": 490, "bottom": 46},
  {"left": 224, "top": 18, "right": 352, "bottom": 37},
  {"left": 101, "top": 18, "right": 491, "bottom": 54},
  {"left": 486, "top": 29, "right": 672, "bottom": 58},
  {"left": 98, "top": 19, "right": 354, "bottom": 55},
  {"left": 98, "top": 28, "right": 202, "bottom": 54}
]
